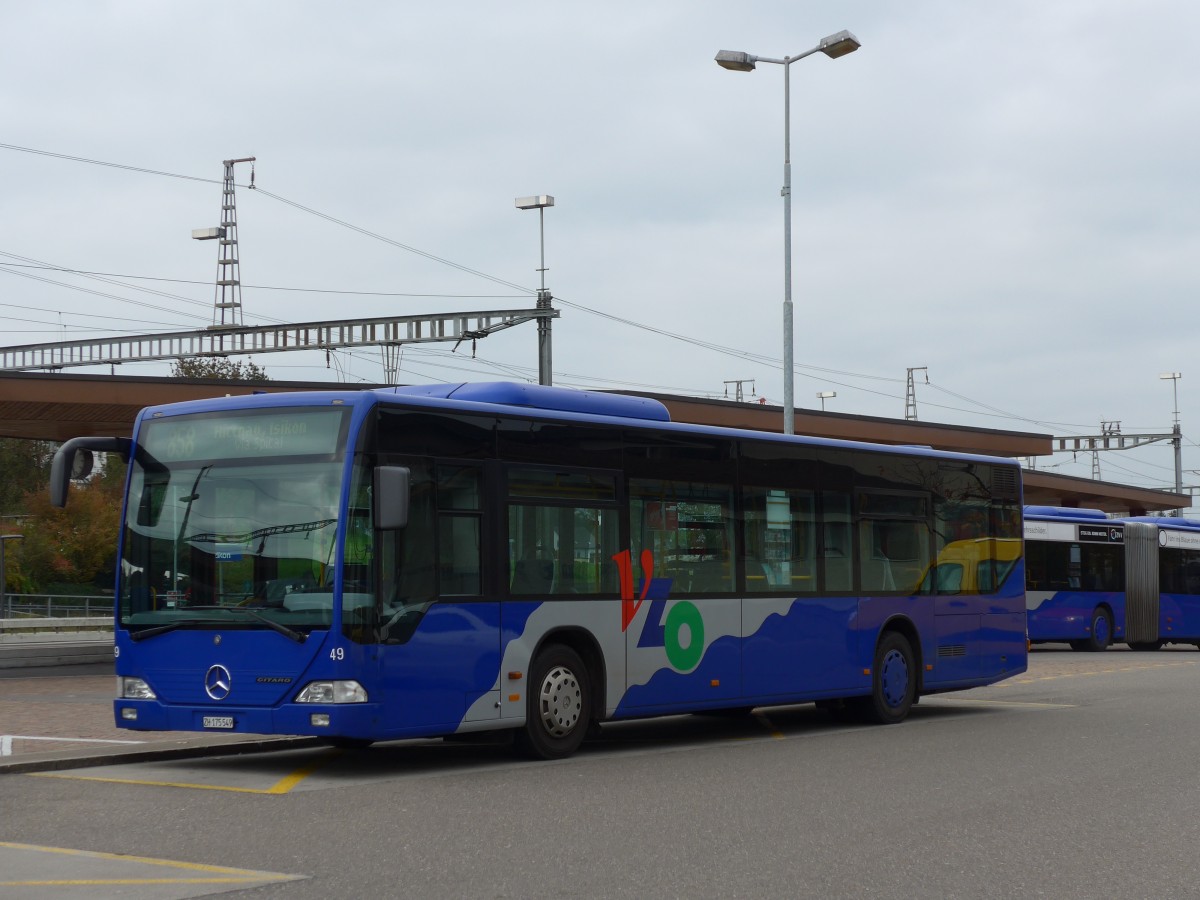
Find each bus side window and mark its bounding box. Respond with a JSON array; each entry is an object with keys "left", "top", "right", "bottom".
[
  {"left": 1068, "top": 544, "right": 1082, "bottom": 589},
  {"left": 511, "top": 553, "right": 555, "bottom": 594},
  {"left": 1025, "top": 543, "right": 1046, "bottom": 590},
  {"left": 629, "top": 479, "right": 734, "bottom": 595},
  {"left": 741, "top": 487, "right": 816, "bottom": 594},
  {"left": 427, "top": 465, "right": 482, "bottom": 597},
  {"left": 507, "top": 467, "right": 620, "bottom": 596},
  {"left": 858, "top": 521, "right": 897, "bottom": 593},
  {"left": 822, "top": 491, "right": 852, "bottom": 592},
  {"left": 390, "top": 464, "right": 436, "bottom": 605},
  {"left": 939, "top": 563, "right": 965, "bottom": 594}
]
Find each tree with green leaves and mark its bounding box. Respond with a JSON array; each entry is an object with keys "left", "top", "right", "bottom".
[
  {"left": 1, "top": 446, "right": 127, "bottom": 593},
  {"left": 170, "top": 357, "right": 269, "bottom": 380},
  {"left": 16, "top": 460, "right": 125, "bottom": 592}
]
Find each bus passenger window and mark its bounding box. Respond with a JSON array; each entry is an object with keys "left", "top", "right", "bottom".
[
  {"left": 742, "top": 487, "right": 816, "bottom": 593},
  {"left": 856, "top": 491, "right": 931, "bottom": 594},
  {"left": 510, "top": 552, "right": 555, "bottom": 594},
  {"left": 822, "top": 491, "right": 852, "bottom": 592},
  {"left": 507, "top": 467, "right": 620, "bottom": 596},
  {"left": 630, "top": 479, "right": 734, "bottom": 595},
  {"left": 384, "top": 462, "right": 436, "bottom": 607},
  {"left": 440, "top": 514, "right": 481, "bottom": 595},
  {"left": 437, "top": 466, "right": 482, "bottom": 596},
  {"left": 938, "top": 564, "right": 964, "bottom": 594}
]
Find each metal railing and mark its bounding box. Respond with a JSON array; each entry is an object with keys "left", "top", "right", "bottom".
[{"left": 3, "top": 594, "right": 114, "bottom": 619}]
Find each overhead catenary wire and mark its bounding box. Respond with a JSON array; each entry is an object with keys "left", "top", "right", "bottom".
[
  {"left": 0, "top": 141, "right": 1190, "bottom": 443},
  {"left": 0, "top": 264, "right": 524, "bottom": 299},
  {"left": 0, "top": 145, "right": 919, "bottom": 398},
  {"left": 0, "top": 264, "right": 212, "bottom": 325}
]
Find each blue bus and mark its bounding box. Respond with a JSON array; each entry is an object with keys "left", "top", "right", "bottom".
[
  {"left": 52, "top": 382, "right": 1028, "bottom": 758},
  {"left": 1024, "top": 505, "right": 1200, "bottom": 651}
]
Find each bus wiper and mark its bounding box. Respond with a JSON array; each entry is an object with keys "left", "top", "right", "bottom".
[
  {"left": 183, "top": 606, "right": 307, "bottom": 644},
  {"left": 128, "top": 618, "right": 226, "bottom": 642},
  {"left": 236, "top": 608, "right": 306, "bottom": 643}
]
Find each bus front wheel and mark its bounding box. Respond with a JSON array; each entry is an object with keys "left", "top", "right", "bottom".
[
  {"left": 516, "top": 644, "right": 592, "bottom": 760},
  {"left": 855, "top": 631, "right": 916, "bottom": 725}
]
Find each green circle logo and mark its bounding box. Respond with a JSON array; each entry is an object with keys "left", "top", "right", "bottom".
[{"left": 664, "top": 601, "right": 705, "bottom": 671}]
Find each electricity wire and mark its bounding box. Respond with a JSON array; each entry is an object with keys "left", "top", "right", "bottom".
[{"left": 1, "top": 141, "right": 1192, "bottom": 445}]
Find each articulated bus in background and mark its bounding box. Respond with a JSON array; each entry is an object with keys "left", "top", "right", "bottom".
[
  {"left": 1024, "top": 507, "right": 1126, "bottom": 650},
  {"left": 1024, "top": 505, "right": 1200, "bottom": 652},
  {"left": 52, "top": 382, "right": 1028, "bottom": 759}
]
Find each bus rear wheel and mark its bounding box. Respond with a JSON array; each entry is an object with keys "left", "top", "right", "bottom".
[
  {"left": 854, "top": 631, "right": 916, "bottom": 725},
  {"left": 516, "top": 644, "right": 591, "bottom": 760},
  {"left": 1073, "top": 608, "right": 1112, "bottom": 652},
  {"left": 1128, "top": 640, "right": 1164, "bottom": 652}
]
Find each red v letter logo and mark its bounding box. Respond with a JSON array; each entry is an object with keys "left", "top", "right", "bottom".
[{"left": 617, "top": 549, "right": 655, "bottom": 631}]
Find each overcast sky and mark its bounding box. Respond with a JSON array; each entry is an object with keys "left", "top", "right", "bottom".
[{"left": 3, "top": 1, "right": 1199, "bottom": 497}]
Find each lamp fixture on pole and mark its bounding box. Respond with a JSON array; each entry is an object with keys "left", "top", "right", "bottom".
[
  {"left": 1161, "top": 372, "right": 1182, "bottom": 427},
  {"left": 515, "top": 195, "right": 556, "bottom": 386},
  {"left": 715, "top": 30, "right": 861, "bottom": 435},
  {"left": 1161, "top": 372, "right": 1184, "bottom": 512}
]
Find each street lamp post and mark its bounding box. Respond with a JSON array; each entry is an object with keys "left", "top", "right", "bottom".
[
  {"left": 0, "top": 533, "right": 24, "bottom": 619},
  {"left": 515, "top": 195, "right": 556, "bottom": 386},
  {"left": 716, "top": 30, "right": 861, "bottom": 435},
  {"left": 1161, "top": 372, "right": 1183, "bottom": 512},
  {"left": 816, "top": 390, "right": 836, "bottom": 411}
]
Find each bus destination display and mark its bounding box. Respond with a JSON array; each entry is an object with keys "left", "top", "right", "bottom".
[{"left": 142, "top": 408, "right": 346, "bottom": 461}]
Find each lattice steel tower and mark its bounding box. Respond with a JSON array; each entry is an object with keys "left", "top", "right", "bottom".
[
  {"left": 201, "top": 157, "right": 255, "bottom": 329},
  {"left": 904, "top": 366, "right": 927, "bottom": 421}
]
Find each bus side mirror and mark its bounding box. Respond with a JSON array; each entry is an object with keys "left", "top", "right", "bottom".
[
  {"left": 374, "top": 466, "right": 410, "bottom": 530},
  {"left": 50, "top": 436, "right": 131, "bottom": 508}
]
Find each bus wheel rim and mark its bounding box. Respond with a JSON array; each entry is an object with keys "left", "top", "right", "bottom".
[
  {"left": 1094, "top": 614, "right": 1109, "bottom": 645},
  {"left": 538, "top": 665, "right": 582, "bottom": 737},
  {"left": 880, "top": 649, "right": 909, "bottom": 708}
]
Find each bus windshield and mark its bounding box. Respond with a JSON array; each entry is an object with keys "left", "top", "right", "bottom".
[{"left": 118, "top": 407, "right": 351, "bottom": 637}]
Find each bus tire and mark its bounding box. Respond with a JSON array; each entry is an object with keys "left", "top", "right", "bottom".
[
  {"left": 856, "top": 631, "right": 916, "bottom": 725},
  {"left": 516, "top": 644, "right": 591, "bottom": 760},
  {"left": 1128, "top": 641, "right": 1164, "bottom": 652},
  {"left": 1080, "top": 608, "right": 1112, "bottom": 652}
]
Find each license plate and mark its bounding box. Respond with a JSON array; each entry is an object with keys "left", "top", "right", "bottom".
[{"left": 202, "top": 716, "right": 235, "bottom": 729}]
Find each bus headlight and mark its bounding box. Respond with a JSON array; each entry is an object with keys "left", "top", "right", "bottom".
[
  {"left": 117, "top": 676, "right": 157, "bottom": 700},
  {"left": 295, "top": 680, "right": 368, "bottom": 703}
]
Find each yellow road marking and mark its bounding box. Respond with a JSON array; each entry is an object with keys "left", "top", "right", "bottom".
[
  {"left": 28, "top": 748, "right": 340, "bottom": 794},
  {"left": 1006, "top": 658, "right": 1198, "bottom": 685},
  {"left": 753, "top": 712, "right": 785, "bottom": 738},
  {"left": 0, "top": 841, "right": 302, "bottom": 886},
  {"left": 263, "top": 751, "right": 338, "bottom": 794}
]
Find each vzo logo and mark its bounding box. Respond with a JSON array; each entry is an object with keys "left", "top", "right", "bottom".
[{"left": 612, "top": 549, "right": 705, "bottom": 672}]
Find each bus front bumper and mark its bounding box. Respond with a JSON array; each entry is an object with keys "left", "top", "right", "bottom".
[{"left": 113, "top": 700, "right": 383, "bottom": 737}]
